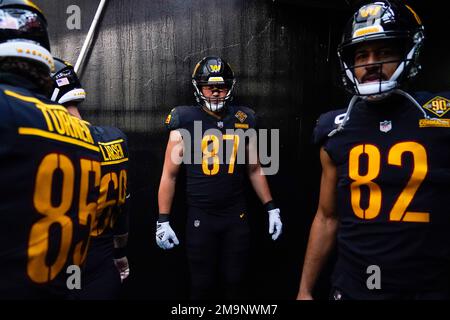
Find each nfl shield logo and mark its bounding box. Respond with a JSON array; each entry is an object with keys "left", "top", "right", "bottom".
[
  {"left": 379, "top": 120, "right": 392, "bottom": 133},
  {"left": 217, "top": 121, "right": 224, "bottom": 128},
  {"left": 194, "top": 220, "right": 200, "bottom": 228}
]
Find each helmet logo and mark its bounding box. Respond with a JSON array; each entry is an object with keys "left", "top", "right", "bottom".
[
  {"left": 209, "top": 64, "right": 221, "bottom": 72},
  {"left": 359, "top": 5, "right": 382, "bottom": 19}
]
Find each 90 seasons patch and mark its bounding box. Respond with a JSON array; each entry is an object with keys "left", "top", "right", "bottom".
[
  {"left": 235, "top": 110, "right": 248, "bottom": 123},
  {"left": 422, "top": 96, "right": 450, "bottom": 117}
]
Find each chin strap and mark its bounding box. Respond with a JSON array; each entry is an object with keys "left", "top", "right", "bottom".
[
  {"left": 328, "top": 95, "right": 359, "bottom": 137},
  {"left": 393, "top": 89, "right": 429, "bottom": 119}
]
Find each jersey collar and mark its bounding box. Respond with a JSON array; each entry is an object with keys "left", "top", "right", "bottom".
[{"left": 0, "top": 72, "right": 46, "bottom": 96}]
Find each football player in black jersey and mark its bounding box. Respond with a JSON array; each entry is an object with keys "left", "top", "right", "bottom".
[
  {"left": 50, "top": 58, "right": 130, "bottom": 299},
  {"left": 0, "top": 1, "right": 101, "bottom": 299},
  {"left": 298, "top": 0, "right": 450, "bottom": 300},
  {"left": 156, "top": 56, "right": 283, "bottom": 299}
]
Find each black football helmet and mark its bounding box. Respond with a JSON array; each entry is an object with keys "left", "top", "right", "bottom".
[
  {"left": 337, "top": 0, "right": 424, "bottom": 100},
  {"left": 0, "top": 0, "right": 54, "bottom": 71},
  {"left": 192, "top": 56, "right": 236, "bottom": 112},
  {"left": 50, "top": 58, "right": 86, "bottom": 105}
]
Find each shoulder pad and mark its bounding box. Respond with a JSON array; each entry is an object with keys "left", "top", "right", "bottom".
[
  {"left": 94, "top": 125, "right": 129, "bottom": 162},
  {"left": 232, "top": 106, "right": 257, "bottom": 128},
  {"left": 0, "top": 84, "right": 48, "bottom": 102},
  {"left": 0, "top": 84, "right": 28, "bottom": 97},
  {"left": 94, "top": 126, "right": 128, "bottom": 143},
  {"left": 236, "top": 106, "right": 256, "bottom": 115},
  {"left": 164, "top": 105, "right": 199, "bottom": 130},
  {"left": 313, "top": 109, "right": 347, "bottom": 145}
]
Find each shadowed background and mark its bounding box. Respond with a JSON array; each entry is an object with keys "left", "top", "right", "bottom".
[{"left": 34, "top": 0, "right": 447, "bottom": 299}]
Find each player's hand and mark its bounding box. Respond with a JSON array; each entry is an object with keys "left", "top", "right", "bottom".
[
  {"left": 156, "top": 221, "right": 179, "bottom": 250},
  {"left": 114, "top": 256, "right": 130, "bottom": 283},
  {"left": 268, "top": 208, "right": 282, "bottom": 241}
]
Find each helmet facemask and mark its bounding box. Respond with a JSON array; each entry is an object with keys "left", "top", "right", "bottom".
[
  {"left": 339, "top": 34, "right": 424, "bottom": 101},
  {"left": 193, "top": 78, "right": 235, "bottom": 112}
]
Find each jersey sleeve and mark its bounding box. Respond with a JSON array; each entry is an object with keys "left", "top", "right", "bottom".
[
  {"left": 113, "top": 194, "right": 130, "bottom": 237},
  {"left": 312, "top": 109, "right": 346, "bottom": 146},
  {"left": 165, "top": 107, "right": 181, "bottom": 130}
]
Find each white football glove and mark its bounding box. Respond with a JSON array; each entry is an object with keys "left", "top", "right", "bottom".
[
  {"left": 156, "top": 221, "right": 179, "bottom": 250},
  {"left": 268, "top": 208, "right": 282, "bottom": 241},
  {"left": 114, "top": 256, "right": 130, "bottom": 283}
]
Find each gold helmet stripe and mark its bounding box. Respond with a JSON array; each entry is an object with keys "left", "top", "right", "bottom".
[{"left": 405, "top": 4, "right": 422, "bottom": 25}]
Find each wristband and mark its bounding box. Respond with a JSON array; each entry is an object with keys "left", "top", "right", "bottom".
[{"left": 264, "top": 200, "right": 277, "bottom": 212}]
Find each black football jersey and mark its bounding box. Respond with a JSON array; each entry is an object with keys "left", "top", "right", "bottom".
[
  {"left": 165, "top": 105, "right": 256, "bottom": 214},
  {"left": 0, "top": 78, "right": 101, "bottom": 298},
  {"left": 85, "top": 126, "right": 129, "bottom": 275},
  {"left": 314, "top": 92, "right": 450, "bottom": 295}
]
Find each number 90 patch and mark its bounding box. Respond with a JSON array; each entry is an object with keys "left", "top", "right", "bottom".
[{"left": 422, "top": 96, "right": 450, "bottom": 117}]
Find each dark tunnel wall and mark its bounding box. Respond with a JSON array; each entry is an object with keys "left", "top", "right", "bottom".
[{"left": 33, "top": 0, "right": 450, "bottom": 299}]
